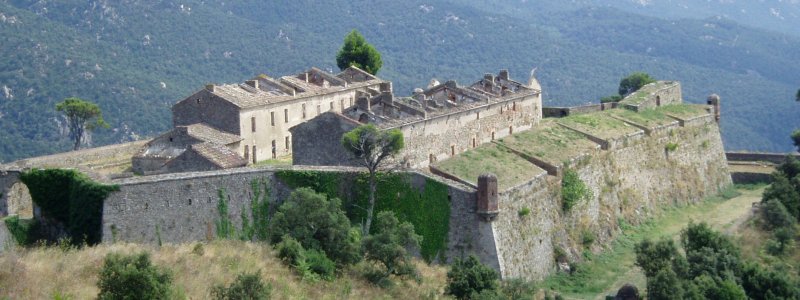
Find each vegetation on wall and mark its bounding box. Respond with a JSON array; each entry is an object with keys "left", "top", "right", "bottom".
[
  {"left": 18, "top": 168, "right": 118, "bottom": 245},
  {"left": 3, "top": 215, "right": 40, "bottom": 246},
  {"left": 275, "top": 170, "right": 451, "bottom": 262},
  {"left": 561, "top": 169, "right": 592, "bottom": 211},
  {"left": 215, "top": 189, "right": 235, "bottom": 239}
]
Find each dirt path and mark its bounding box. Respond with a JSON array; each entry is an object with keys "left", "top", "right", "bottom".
[{"left": 595, "top": 187, "right": 765, "bottom": 299}]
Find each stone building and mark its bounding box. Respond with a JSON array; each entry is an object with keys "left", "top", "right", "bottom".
[
  {"left": 290, "top": 70, "right": 543, "bottom": 169},
  {"left": 133, "top": 66, "right": 388, "bottom": 174}
]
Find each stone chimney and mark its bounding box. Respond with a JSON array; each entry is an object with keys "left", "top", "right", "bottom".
[
  {"left": 380, "top": 82, "right": 392, "bottom": 93},
  {"left": 357, "top": 96, "right": 371, "bottom": 112},
  {"left": 477, "top": 173, "right": 499, "bottom": 221},
  {"left": 498, "top": 69, "right": 509, "bottom": 81},
  {"left": 205, "top": 84, "right": 215, "bottom": 92},
  {"left": 245, "top": 80, "right": 259, "bottom": 90}
]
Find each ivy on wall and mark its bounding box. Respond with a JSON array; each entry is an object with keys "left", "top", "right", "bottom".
[
  {"left": 19, "top": 168, "right": 118, "bottom": 245},
  {"left": 3, "top": 215, "right": 41, "bottom": 246},
  {"left": 275, "top": 170, "right": 451, "bottom": 262}
]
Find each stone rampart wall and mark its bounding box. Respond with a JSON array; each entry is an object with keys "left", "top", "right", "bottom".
[
  {"left": 726, "top": 152, "right": 800, "bottom": 164},
  {"left": 621, "top": 81, "right": 682, "bottom": 112},
  {"left": 0, "top": 170, "right": 21, "bottom": 217},
  {"left": 488, "top": 115, "right": 731, "bottom": 280}
]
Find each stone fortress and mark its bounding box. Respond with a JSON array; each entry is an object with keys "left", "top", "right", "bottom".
[{"left": 1, "top": 67, "right": 737, "bottom": 281}]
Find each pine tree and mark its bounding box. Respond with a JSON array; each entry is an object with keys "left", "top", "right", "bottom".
[{"left": 336, "top": 30, "right": 383, "bottom": 75}]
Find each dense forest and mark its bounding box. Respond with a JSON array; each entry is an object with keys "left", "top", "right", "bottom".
[{"left": 0, "top": 0, "right": 798, "bottom": 162}]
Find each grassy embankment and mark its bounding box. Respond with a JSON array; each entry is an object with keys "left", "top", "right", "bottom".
[
  {"left": 541, "top": 185, "right": 764, "bottom": 299},
  {"left": 0, "top": 241, "right": 448, "bottom": 299}
]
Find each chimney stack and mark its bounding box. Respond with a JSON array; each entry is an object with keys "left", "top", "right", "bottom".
[
  {"left": 357, "top": 96, "right": 371, "bottom": 112},
  {"left": 498, "top": 69, "right": 509, "bottom": 80},
  {"left": 205, "top": 84, "right": 215, "bottom": 92},
  {"left": 245, "top": 80, "right": 259, "bottom": 90}
]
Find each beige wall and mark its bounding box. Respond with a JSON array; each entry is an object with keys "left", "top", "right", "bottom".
[
  {"left": 397, "top": 92, "right": 542, "bottom": 169},
  {"left": 237, "top": 84, "right": 381, "bottom": 163}
]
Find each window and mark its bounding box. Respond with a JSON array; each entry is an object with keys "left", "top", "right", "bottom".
[
  {"left": 251, "top": 117, "right": 256, "bottom": 132},
  {"left": 302, "top": 103, "right": 306, "bottom": 119},
  {"left": 329, "top": 101, "right": 334, "bottom": 111},
  {"left": 271, "top": 140, "right": 277, "bottom": 159},
  {"left": 492, "top": 131, "right": 496, "bottom": 141},
  {"left": 512, "top": 102, "right": 517, "bottom": 111},
  {"left": 317, "top": 105, "right": 321, "bottom": 115},
  {"left": 472, "top": 137, "right": 477, "bottom": 148},
  {"left": 244, "top": 145, "right": 250, "bottom": 162},
  {"left": 270, "top": 111, "right": 275, "bottom": 126},
  {"left": 340, "top": 99, "right": 344, "bottom": 111},
  {"left": 429, "top": 154, "right": 435, "bottom": 164},
  {"left": 509, "top": 126, "right": 513, "bottom": 134},
  {"left": 285, "top": 136, "right": 290, "bottom": 150},
  {"left": 451, "top": 145, "right": 456, "bottom": 156},
  {"left": 252, "top": 145, "right": 257, "bottom": 164},
  {"left": 476, "top": 111, "right": 480, "bottom": 120},
  {"left": 284, "top": 109, "right": 288, "bottom": 123},
  {"left": 350, "top": 97, "right": 354, "bottom": 106}
]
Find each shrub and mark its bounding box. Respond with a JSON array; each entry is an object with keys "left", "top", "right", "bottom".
[
  {"left": 211, "top": 271, "right": 271, "bottom": 300},
  {"left": 299, "top": 249, "right": 336, "bottom": 281},
  {"left": 761, "top": 199, "right": 796, "bottom": 229},
  {"left": 499, "top": 278, "right": 537, "bottom": 300},
  {"left": 446, "top": 255, "right": 499, "bottom": 299},
  {"left": 275, "top": 235, "right": 305, "bottom": 266},
  {"left": 665, "top": 142, "right": 679, "bottom": 152},
  {"left": 581, "top": 229, "right": 595, "bottom": 247},
  {"left": 97, "top": 252, "right": 172, "bottom": 300},
  {"left": 269, "top": 188, "right": 362, "bottom": 266},
  {"left": 600, "top": 95, "right": 623, "bottom": 103},
  {"left": 561, "top": 169, "right": 592, "bottom": 211},
  {"left": 517, "top": 207, "right": 531, "bottom": 217},
  {"left": 362, "top": 211, "right": 421, "bottom": 283},
  {"left": 3, "top": 215, "right": 40, "bottom": 246}
]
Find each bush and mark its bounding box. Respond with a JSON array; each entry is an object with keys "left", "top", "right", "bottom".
[
  {"left": 299, "top": 249, "right": 336, "bottom": 281},
  {"left": 269, "top": 188, "right": 362, "bottom": 266},
  {"left": 665, "top": 142, "right": 679, "bottom": 152},
  {"left": 517, "top": 207, "right": 531, "bottom": 217},
  {"left": 3, "top": 215, "right": 40, "bottom": 246},
  {"left": 97, "top": 252, "right": 172, "bottom": 300},
  {"left": 618, "top": 72, "right": 656, "bottom": 96},
  {"left": 362, "top": 211, "right": 421, "bottom": 282},
  {"left": 761, "top": 199, "right": 796, "bottom": 229},
  {"left": 561, "top": 169, "right": 592, "bottom": 211},
  {"left": 581, "top": 229, "right": 595, "bottom": 247},
  {"left": 600, "top": 95, "right": 623, "bottom": 103},
  {"left": 499, "top": 278, "right": 537, "bottom": 300},
  {"left": 446, "top": 255, "right": 499, "bottom": 299},
  {"left": 275, "top": 235, "right": 305, "bottom": 266},
  {"left": 211, "top": 271, "right": 271, "bottom": 300}
]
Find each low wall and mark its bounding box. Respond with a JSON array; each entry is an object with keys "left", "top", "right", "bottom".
[
  {"left": 726, "top": 152, "right": 800, "bottom": 164},
  {"left": 543, "top": 103, "right": 616, "bottom": 118}
]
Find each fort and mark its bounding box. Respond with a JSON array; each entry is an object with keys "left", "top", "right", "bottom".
[{"left": 0, "top": 69, "right": 752, "bottom": 280}]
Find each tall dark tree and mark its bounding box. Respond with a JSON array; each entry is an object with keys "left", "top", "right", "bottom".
[
  {"left": 791, "top": 129, "right": 800, "bottom": 152},
  {"left": 341, "top": 124, "right": 403, "bottom": 235},
  {"left": 336, "top": 30, "right": 383, "bottom": 75},
  {"left": 56, "top": 97, "right": 109, "bottom": 150},
  {"left": 618, "top": 72, "right": 656, "bottom": 97},
  {"left": 362, "top": 211, "right": 421, "bottom": 280}
]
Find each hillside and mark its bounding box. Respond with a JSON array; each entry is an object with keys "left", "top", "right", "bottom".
[{"left": 1, "top": 0, "right": 799, "bottom": 162}]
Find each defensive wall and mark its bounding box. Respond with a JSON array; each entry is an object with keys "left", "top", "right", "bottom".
[{"left": 431, "top": 103, "right": 731, "bottom": 280}]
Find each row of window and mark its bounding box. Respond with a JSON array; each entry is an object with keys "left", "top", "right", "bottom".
[
  {"left": 242, "top": 136, "right": 291, "bottom": 163},
  {"left": 250, "top": 98, "right": 355, "bottom": 132},
  {"left": 431, "top": 126, "right": 515, "bottom": 163}
]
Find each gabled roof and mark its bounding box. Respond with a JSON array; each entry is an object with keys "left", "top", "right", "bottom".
[
  {"left": 183, "top": 123, "right": 242, "bottom": 145},
  {"left": 190, "top": 143, "right": 248, "bottom": 169}
]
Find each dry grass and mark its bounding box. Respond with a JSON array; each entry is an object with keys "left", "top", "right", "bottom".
[{"left": 0, "top": 241, "right": 449, "bottom": 300}]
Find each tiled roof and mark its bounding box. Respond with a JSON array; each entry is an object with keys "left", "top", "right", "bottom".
[
  {"left": 208, "top": 67, "right": 386, "bottom": 109},
  {"left": 184, "top": 123, "right": 242, "bottom": 145},
  {"left": 191, "top": 143, "right": 248, "bottom": 169}
]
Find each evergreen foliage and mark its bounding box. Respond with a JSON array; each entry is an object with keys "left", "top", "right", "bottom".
[
  {"left": 341, "top": 124, "right": 404, "bottom": 235},
  {"left": 275, "top": 171, "right": 450, "bottom": 262},
  {"left": 3, "top": 215, "right": 40, "bottom": 246},
  {"left": 211, "top": 271, "right": 271, "bottom": 300},
  {"left": 618, "top": 72, "right": 656, "bottom": 97},
  {"left": 97, "top": 252, "right": 173, "bottom": 300},
  {"left": 792, "top": 129, "right": 800, "bottom": 152},
  {"left": 335, "top": 30, "right": 382, "bottom": 75},
  {"left": 18, "top": 168, "right": 118, "bottom": 245},
  {"left": 250, "top": 178, "right": 272, "bottom": 242},
  {"left": 269, "top": 188, "right": 362, "bottom": 266},
  {"left": 55, "top": 97, "right": 109, "bottom": 150},
  {"left": 445, "top": 255, "right": 499, "bottom": 300},
  {"left": 362, "top": 211, "right": 422, "bottom": 281}
]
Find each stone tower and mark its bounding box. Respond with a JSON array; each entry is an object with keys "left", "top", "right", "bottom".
[
  {"left": 477, "top": 173, "right": 499, "bottom": 221},
  {"left": 707, "top": 94, "right": 721, "bottom": 124}
]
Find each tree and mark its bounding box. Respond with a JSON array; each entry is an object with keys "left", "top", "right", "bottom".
[
  {"left": 445, "top": 255, "right": 499, "bottom": 299},
  {"left": 647, "top": 268, "right": 682, "bottom": 300},
  {"left": 362, "top": 211, "right": 422, "bottom": 281},
  {"left": 97, "top": 252, "right": 172, "bottom": 300},
  {"left": 341, "top": 124, "right": 404, "bottom": 235},
  {"left": 211, "top": 271, "right": 271, "bottom": 300},
  {"left": 56, "top": 97, "right": 109, "bottom": 150},
  {"left": 792, "top": 129, "right": 800, "bottom": 152},
  {"left": 634, "top": 238, "right": 686, "bottom": 278},
  {"left": 269, "top": 188, "right": 362, "bottom": 266},
  {"left": 336, "top": 30, "right": 383, "bottom": 75},
  {"left": 618, "top": 72, "right": 656, "bottom": 97}
]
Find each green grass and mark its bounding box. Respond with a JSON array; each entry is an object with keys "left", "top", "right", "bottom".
[
  {"left": 605, "top": 108, "right": 677, "bottom": 128},
  {"left": 656, "top": 104, "right": 709, "bottom": 119},
  {"left": 540, "top": 186, "right": 764, "bottom": 299},
  {"left": 496, "top": 121, "right": 598, "bottom": 166},
  {"left": 558, "top": 113, "right": 642, "bottom": 140},
  {"left": 434, "top": 143, "right": 545, "bottom": 190},
  {"left": 618, "top": 82, "right": 671, "bottom": 105}
]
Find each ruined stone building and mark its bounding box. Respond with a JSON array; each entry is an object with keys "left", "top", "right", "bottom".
[
  {"left": 132, "top": 66, "right": 388, "bottom": 174},
  {"left": 291, "top": 70, "right": 543, "bottom": 169}
]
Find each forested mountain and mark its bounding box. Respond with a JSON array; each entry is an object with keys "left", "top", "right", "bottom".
[{"left": 1, "top": 0, "right": 798, "bottom": 162}]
